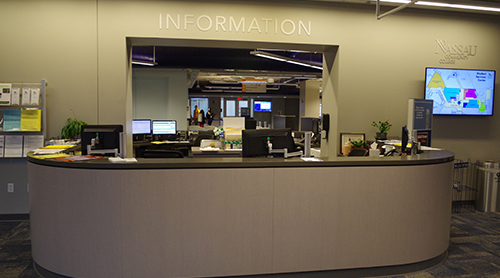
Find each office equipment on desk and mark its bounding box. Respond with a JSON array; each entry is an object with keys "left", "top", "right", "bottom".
[
  {"left": 273, "top": 115, "right": 296, "bottom": 130},
  {"left": 348, "top": 148, "right": 368, "bottom": 156},
  {"left": 401, "top": 125, "right": 409, "bottom": 155},
  {"left": 245, "top": 118, "right": 257, "bottom": 130},
  {"left": 242, "top": 128, "right": 300, "bottom": 158},
  {"left": 132, "top": 119, "right": 151, "bottom": 141},
  {"left": 300, "top": 117, "right": 320, "bottom": 136},
  {"left": 193, "top": 134, "right": 213, "bottom": 146},
  {"left": 199, "top": 139, "right": 223, "bottom": 150},
  {"left": 152, "top": 120, "right": 177, "bottom": 141},
  {"left": 81, "top": 125, "right": 123, "bottom": 157}
]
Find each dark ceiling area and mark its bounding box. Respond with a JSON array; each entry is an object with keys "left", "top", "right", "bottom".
[{"left": 131, "top": 46, "right": 323, "bottom": 97}]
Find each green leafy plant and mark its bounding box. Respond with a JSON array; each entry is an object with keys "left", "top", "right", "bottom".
[
  {"left": 349, "top": 139, "right": 368, "bottom": 149},
  {"left": 371, "top": 120, "right": 392, "bottom": 133},
  {"left": 61, "top": 118, "right": 88, "bottom": 139}
]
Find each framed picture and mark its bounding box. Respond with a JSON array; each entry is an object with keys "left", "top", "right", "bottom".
[{"left": 340, "top": 132, "right": 365, "bottom": 153}]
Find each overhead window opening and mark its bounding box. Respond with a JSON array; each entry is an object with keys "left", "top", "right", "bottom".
[{"left": 130, "top": 39, "right": 335, "bottom": 132}]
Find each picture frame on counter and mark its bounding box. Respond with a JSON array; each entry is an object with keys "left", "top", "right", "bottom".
[{"left": 340, "top": 132, "right": 365, "bottom": 153}]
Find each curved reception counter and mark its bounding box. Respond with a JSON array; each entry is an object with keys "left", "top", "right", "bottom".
[{"left": 27, "top": 150, "right": 454, "bottom": 278}]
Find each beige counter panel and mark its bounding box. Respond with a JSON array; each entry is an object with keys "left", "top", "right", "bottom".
[
  {"left": 29, "top": 166, "right": 275, "bottom": 278},
  {"left": 273, "top": 164, "right": 452, "bottom": 272},
  {"left": 28, "top": 154, "right": 453, "bottom": 278}
]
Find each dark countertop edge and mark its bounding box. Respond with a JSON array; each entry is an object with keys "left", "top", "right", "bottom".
[{"left": 27, "top": 150, "right": 455, "bottom": 170}]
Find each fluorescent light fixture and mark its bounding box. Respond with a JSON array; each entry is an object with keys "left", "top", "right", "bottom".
[
  {"left": 250, "top": 51, "right": 322, "bottom": 70},
  {"left": 374, "top": 0, "right": 500, "bottom": 12},
  {"left": 131, "top": 60, "right": 157, "bottom": 66},
  {"left": 415, "top": 1, "right": 500, "bottom": 12},
  {"left": 241, "top": 79, "right": 267, "bottom": 84},
  {"left": 132, "top": 46, "right": 158, "bottom": 66},
  {"left": 379, "top": 0, "right": 410, "bottom": 3}
]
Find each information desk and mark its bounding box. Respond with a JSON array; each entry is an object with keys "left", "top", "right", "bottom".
[{"left": 27, "top": 150, "right": 454, "bottom": 278}]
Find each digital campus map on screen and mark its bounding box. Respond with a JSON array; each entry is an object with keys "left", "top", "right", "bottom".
[{"left": 425, "top": 67, "right": 495, "bottom": 115}]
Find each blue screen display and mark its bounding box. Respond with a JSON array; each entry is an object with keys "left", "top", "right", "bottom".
[
  {"left": 254, "top": 101, "right": 272, "bottom": 112},
  {"left": 425, "top": 67, "right": 495, "bottom": 115}
]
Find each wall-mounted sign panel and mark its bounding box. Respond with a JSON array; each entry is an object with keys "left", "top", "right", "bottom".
[{"left": 242, "top": 79, "right": 267, "bottom": 93}]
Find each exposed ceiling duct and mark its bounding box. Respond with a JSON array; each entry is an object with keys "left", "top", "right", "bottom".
[{"left": 132, "top": 46, "right": 323, "bottom": 96}]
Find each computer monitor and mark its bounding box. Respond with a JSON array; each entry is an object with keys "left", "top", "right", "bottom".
[
  {"left": 81, "top": 125, "right": 123, "bottom": 156},
  {"left": 401, "top": 125, "right": 409, "bottom": 155},
  {"left": 300, "top": 117, "right": 320, "bottom": 133},
  {"left": 152, "top": 120, "right": 177, "bottom": 135},
  {"left": 273, "top": 115, "right": 296, "bottom": 130},
  {"left": 132, "top": 119, "right": 151, "bottom": 135},
  {"left": 132, "top": 119, "right": 151, "bottom": 141},
  {"left": 242, "top": 128, "right": 296, "bottom": 157}
]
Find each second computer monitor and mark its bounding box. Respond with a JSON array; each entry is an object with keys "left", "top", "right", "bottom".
[
  {"left": 132, "top": 119, "right": 152, "bottom": 135},
  {"left": 152, "top": 120, "right": 177, "bottom": 140}
]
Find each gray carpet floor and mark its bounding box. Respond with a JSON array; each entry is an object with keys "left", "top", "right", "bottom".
[{"left": 2, "top": 212, "right": 500, "bottom": 278}]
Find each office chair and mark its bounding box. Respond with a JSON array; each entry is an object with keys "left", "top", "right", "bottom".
[
  {"left": 348, "top": 148, "right": 369, "bottom": 156},
  {"left": 142, "top": 150, "right": 184, "bottom": 158}
]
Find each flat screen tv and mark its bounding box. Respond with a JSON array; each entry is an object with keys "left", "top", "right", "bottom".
[
  {"left": 254, "top": 101, "right": 272, "bottom": 112},
  {"left": 132, "top": 119, "right": 151, "bottom": 135},
  {"left": 152, "top": 120, "right": 177, "bottom": 135},
  {"left": 425, "top": 67, "right": 495, "bottom": 115}
]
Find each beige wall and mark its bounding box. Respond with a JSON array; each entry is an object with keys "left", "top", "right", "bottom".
[{"left": 2, "top": 0, "right": 500, "bottom": 160}]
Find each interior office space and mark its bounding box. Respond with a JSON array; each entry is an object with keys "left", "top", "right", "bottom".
[
  {"left": 132, "top": 45, "right": 321, "bottom": 131},
  {"left": 1, "top": 0, "right": 500, "bottom": 215}
]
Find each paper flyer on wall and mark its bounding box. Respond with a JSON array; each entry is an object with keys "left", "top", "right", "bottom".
[
  {"left": 30, "top": 88, "right": 40, "bottom": 105},
  {"left": 3, "top": 109, "right": 21, "bottom": 131},
  {"left": 0, "top": 83, "right": 12, "bottom": 105},
  {"left": 22, "top": 88, "right": 30, "bottom": 105},
  {"left": 11, "top": 88, "right": 20, "bottom": 105},
  {"left": 21, "top": 109, "right": 41, "bottom": 131},
  {"left": 23, "top": 135, "right": 44, "bottom": 157},
  {"left": 4, "top": 135, "right": 23, "bottom": 157},
  {"left": 0, "top": 136, "right": 4, "bottom": 157}
]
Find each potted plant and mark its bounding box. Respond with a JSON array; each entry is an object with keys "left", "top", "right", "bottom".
[
  {"left": 61, "top": 117, "right": 88, "bottom": 140},
  {"left": 371, "top": 120, "right": 392, "bottom": 140},
  {"left": 349, "top": 139, "right": 368, "bottom": 149}
]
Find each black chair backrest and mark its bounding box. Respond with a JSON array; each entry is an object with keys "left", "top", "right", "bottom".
[
  {"left": 142, "top": 150, "right": 184, "bottom": 158},
  {"left": 348, "top": 148, "right": 369, "bottom": 156}
]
